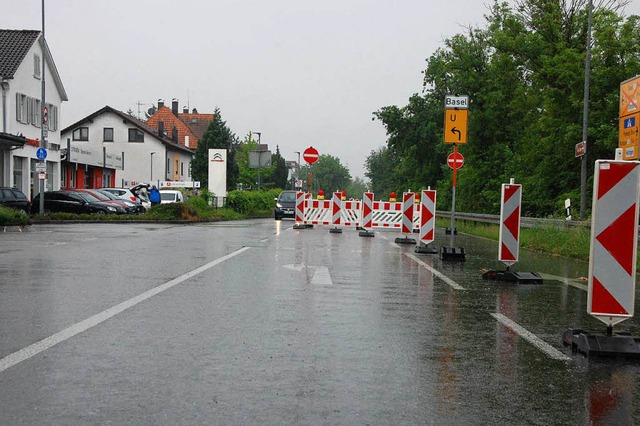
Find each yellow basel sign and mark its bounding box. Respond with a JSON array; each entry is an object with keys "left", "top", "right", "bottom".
[
  {"left": 620, "top": 76, "right": 640, "bottom": 118},
  {"left": 444, "top": 109, "right": 468, "bottom": 144},
  {"left": 619, "top": 112, "right": 640, "bottom": 160}
]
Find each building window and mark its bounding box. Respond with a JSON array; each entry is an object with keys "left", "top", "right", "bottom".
[
  {"left": 34, "top": 54, "right": 41, "bottom": 79},
  {"left": 72, "top": 127, "right": 89, "bottom": 141},
  {"left": 128, "top": 128, "right": 144, "bottom": 142},
  {"left": 175, "top": 159, "right": 179, "bottom": 175},
  {"left": 47, "top": 104, "right": 58, "bottom": 131},
  {"left": 181, "top": 162, "right": 184, "bottom": 176},
  {"left": 104, "top": 128, "right": 114, "bottom": 142},
  {"left": 31, "top": 98, "right": 41, "bottom": 128},
  {"left": 16, "top": 93, "right": 27, "bottom": 123}
]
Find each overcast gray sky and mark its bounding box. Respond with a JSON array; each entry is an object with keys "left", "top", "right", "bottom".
[{"left": 4, "top": 0, "right": 640, "bottom": 178}]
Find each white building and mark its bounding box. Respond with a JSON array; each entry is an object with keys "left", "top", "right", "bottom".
[
  {"left": 0, "top": 29, "right": 68, "bottom": 198},
  {"left": 60, "top": 106, "right": 194, "bottom": 188}
]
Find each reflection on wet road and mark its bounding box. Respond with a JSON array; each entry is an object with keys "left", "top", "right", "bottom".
[{"left": 0, "top": 220, "right": 639, "bottom": 424}]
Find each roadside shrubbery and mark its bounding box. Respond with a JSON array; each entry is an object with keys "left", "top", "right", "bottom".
[
  {"left": 226, "top": 189, "right": 280, "bottom": 216},
  {"left": 0, "top": 206, "right": 29, "bottom": 226}
]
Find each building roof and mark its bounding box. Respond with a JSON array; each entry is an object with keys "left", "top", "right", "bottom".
[
  {"left": 0, "top": 29, "right": 68, "bottom": 100},
  {"left": 179, "top": 112, "right": 215, "bottom": 141},
  {"left": 146, "top": 106, "right": 198, "bottom": 149},
  {"left": 61, "top": 106, "right": 194, "bottom": 155}
]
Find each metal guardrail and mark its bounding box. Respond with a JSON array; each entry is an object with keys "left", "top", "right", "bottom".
[{"left": 436, "top": 211, "right": 590, "bottom": 229}]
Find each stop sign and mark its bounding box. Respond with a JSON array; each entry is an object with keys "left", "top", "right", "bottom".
[
  {"left": 447, "top": 151, "right": 464, "bottom": 169},
  {"left": 303, "top": 146, "right": 319, "bottom": 164}
]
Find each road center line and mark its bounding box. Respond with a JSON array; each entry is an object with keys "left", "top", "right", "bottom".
[
  {"left": 405, "top": 253, "right": 465, "bottom": 290},
  {"left": 491, "top": 313, "right": 572, "bottom": 361},
  {"left": 0, "top": 246, "right": 252, "bottom": 375}
]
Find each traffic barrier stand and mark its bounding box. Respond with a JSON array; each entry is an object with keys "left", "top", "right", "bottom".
[
  {"left": 415, "top": 189, "right": 438, "bottom": 254},
  {"left": 358, "top": 192, "right": 375, "bottom": 237},
  {"left": 482, "top": 179, "right": 542, "bottom": 283},
  {"left": 293, "top": 191, "right": 307, "bottom": 229},
  {"left": 563, "top": 158, "right": 640, "bottom": 359},
  {"left": 395, "top": 192, "right": 417, "bottom": 244},
  {"left": 329, "top": 192, "right": 343, "bottom": 234},
  {"left": 341, "top": 199, "right": 362, "bottom": 228}
]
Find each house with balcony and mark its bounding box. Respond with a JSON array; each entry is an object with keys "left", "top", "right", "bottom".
[
  {"left": 60, "top": 106, "right": 194, "bottom": 189},
  {"left": 0, "top": 29, "right": 68, "bottom": 199}
]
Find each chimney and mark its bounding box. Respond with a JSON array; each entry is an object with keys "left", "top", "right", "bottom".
[
  {"left": 183, "top": 106, "right": 189, "bottom": 114},
  {"left": 185, "top": 135, "right": 190, "bottom": 148},
  {"left": 192, "top": 107, "right": 198, "bottom": 114},
  {"left": 172, "top": 126, "right": 178, "bottom": 142},
  {"left": 158, "top": 121, "right": 164, "bottom": 136},
  {"left": 158, "top": 99, "right": 164, "bottom": 109},
  {"left": 172, "top": 98, "right": 178, "bottom": 116}
]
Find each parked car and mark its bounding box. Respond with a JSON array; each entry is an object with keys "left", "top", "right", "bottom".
[
  {"left": 71, "top": 188, "right": 135, "bottom": 214},
  {"left": 102, "top": 187, "right": 149, "bottom": 212},
  {"left": 274, "top": 190, "right": 297, "bottom": 220},
  {"left": 30, "top": 191, "right": 120, "bottom": 215},
  {"left": 96, "top": 189, "right": 139, "bottom": 213},
  {"left": 0, "top": 187, "right": 30, "bottom": 212},
  {"left": 160, "top": 190, "right": 184, "bottom": 204}
]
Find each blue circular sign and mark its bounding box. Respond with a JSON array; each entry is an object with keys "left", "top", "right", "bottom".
[{"left": 36, "top": 148, "right": 47, "bottom": 160}]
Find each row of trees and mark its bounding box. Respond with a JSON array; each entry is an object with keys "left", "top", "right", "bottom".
[
  {"left": 367, "top": 0, "right": 640, "bottom": 217},
  {"left": 190, "top": 108, "right": 361, "bottom": 196}
]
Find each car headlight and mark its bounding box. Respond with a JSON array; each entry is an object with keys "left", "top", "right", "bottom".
[
  {"left": 107, "top": 206, "right": 117, "bottom": 212},
  {"left": 276, "top": 203, "right": 282, "bottom": 208}
]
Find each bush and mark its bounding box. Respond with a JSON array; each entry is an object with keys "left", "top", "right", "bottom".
[
  {"left": 0, "top": 206, "right": 30, "bottom": 226},
  {"left": 227, "top": 189, "right": 280, "bottom": 216}
]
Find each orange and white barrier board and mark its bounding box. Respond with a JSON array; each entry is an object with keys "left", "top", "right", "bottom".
[
  {"left": 295, "top": 191, "right": 306, "bottom": 224},
  {"left": 588, "top": 160, "right": 640, "bottom": 326},
  {"left": 401, "top": 192, "right": 415, "bottom": 236},
  {"left": 361, "top": 192, "right": 374, "bottom": 232}
]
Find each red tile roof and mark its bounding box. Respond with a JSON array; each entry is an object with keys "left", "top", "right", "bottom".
[{"left": 146, "top": 106, "right": 198, "bottom": 148}]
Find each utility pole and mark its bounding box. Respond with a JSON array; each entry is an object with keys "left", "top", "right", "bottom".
[
  {"left": 580, "top": 0, "right": 593, "bottom": 220},
  {"left": 39, "top": 0, "right": 46, "bottom": 215}
]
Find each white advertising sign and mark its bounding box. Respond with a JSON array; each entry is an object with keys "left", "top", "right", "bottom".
[{"left": 208, "top": 149, "right": 227, "bottom": 206}]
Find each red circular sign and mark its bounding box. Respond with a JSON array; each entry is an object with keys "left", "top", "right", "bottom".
[
  {"left": 447, "top": 152, "right": 464, "bottom": 170},
  {"left": 303, "top": 146, "right": 319, "bottom": 164}
]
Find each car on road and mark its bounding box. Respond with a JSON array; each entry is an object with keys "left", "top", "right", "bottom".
[
  {"left": 274, "top": 190, "right": 297, "bottom": 220},
  {"left": 0, "top": 187, "right": 30, "bottom": 212},
  {"left": 160, "top": 190, "right": 184, "bottom": 204},
  {"left": 30, "top": 191, "right": 121, "bottom": 215}
]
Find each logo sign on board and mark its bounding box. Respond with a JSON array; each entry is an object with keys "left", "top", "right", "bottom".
[{"left": 208, "top": 149, "right": 227, "bottom": 202}]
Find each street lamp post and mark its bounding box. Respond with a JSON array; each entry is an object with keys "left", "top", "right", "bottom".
[
  {"left": 253, "top": 131, "right": 261, "bottom": 190},
  {"left": 580, "top": 0, "right": 593, "bottom": 220},
  {"left": 294, "top": 151, "right": 300, "bottom": 189},
  {"left": 150, "top": 152, "right": 156, "bottom": 182}
]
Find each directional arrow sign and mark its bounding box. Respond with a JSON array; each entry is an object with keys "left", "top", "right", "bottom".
[
  {"left": 444, "top": 109, "right": 468, "bottom": 144},
  {"left": 282, "top": 264, "right": 333, "bottom": 285}
]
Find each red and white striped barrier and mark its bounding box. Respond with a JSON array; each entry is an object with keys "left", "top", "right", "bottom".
[
  {"left": 361, "top": 192, "right": 374, "bottom": 231},
  {"left": 304, "top": 199, "right": 332, "bottom": 225},
  {"left": 588, "top": 160, "right": 640, "bottom": 325},
  {"left": 331, "top": 192, "right": 342, "bottom": 227},
  {"left": 341, "top": 200, "right": 361, "bottom": 228},
  {"left": 401, "top": 192, "right": 415, "bottom": 236},
  {"left": 498, "top": 183, "right": 522, "bottom": 266},
  {"left": 295, "top": 191, "right": 305, "bottom": 224},
  {"left": 419, "top": 189, "right": 437, "bottom": 244}
]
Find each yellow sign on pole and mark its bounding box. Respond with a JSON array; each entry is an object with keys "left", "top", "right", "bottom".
[
  {"left": 619, "top": 112, "right": 640, "bottom": 160},
  {"left": 620, "top": 76, "right": 640, "bottom": 118},
  {"left": 444, "top": 109, "right": 468, "bottom": 144}
]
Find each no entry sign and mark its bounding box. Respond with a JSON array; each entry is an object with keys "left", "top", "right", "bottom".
[
  {"left": 447, "top": 151, "right": 464, "bottom": 169},
  {"left": 303, "top": 146, "right": 319, "bottom": 164}
]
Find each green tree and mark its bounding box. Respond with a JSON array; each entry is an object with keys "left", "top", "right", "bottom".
[
  {"left": 267, "top": 146, "right": 289, "bottom": 190},
  {"left": 345, "top": 176, "right": 369, "bottom": 199},
  {"left": 300, "top": 154, "right": 351, "bottom": 194},
  {"left": 191, "top": 108, "right": 239, "bottom": 192}
]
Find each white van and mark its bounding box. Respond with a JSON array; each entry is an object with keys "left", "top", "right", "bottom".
[{"left": 159, "top": 190, "right": 184, "bottom": 204}]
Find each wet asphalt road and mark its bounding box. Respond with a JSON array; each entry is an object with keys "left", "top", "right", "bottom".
[{"left": 1, "top": 219, "right": 639, "bottom": 425}]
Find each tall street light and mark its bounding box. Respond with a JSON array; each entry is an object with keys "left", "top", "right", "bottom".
[
  {"left": 294, "top": 151, "right": 300, "bottom": 189},
  {"left": 580, "top": 0, "right": 593, "bottom": 220},
  {"left": 150, "top": 152, "right": 157, "bottom": 182},
  {"left": 253, "top": 131, "right": 261, "bottom": 190}
]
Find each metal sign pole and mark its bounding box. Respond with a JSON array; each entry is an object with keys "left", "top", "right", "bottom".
[{"left": 450, "top": 143, "right": 458, "bottom": 246}]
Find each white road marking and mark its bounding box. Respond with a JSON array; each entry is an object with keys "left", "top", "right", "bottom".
[
  {"left": 283, "top": 264, "right": 306, "bottom": 272},
  {"left": 491, "top": 313, "right": 572, "bottom": 362},
  {"left": 0, "top": 246, "right": 252, "bottom": 374},
  {"left": 405, "top": 253, "right": 465, "bottom": 290},
  {"left": 311, "top": 266, "right": 332, "bottom": 285}
]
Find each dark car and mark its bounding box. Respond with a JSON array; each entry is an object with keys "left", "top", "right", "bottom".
[
  {"left": 274, "top": 190, "right": 297, "bottom": 220},
  {"left": 0, "top": 187, "right": 30, "bottom": 212},
  {"left": 73, "top": 188, "right": 135, "bottom": 214},
  {"left": 30, "top": 191, "right": 121, "bottom": 215}
]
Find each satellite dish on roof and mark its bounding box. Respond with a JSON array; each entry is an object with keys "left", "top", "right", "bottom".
[{"left": 147, "top": 108, "right": 155, "bottom": 116}]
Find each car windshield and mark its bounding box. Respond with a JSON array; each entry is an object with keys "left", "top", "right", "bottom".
[
  {"left": 160, "top": 192, "right": 177, "bottom": 201},
  {"left": 279, "top": 192, "right": 296, "bottom": 203},
  {"left": 98, "top": 190, "right": 119, "bottom": 200},
  {"left": 75, "top": 192, "right": 100, "bottom": 203},
  {"left": 87, "top": 191, "right": 110, "bottom": 201}
]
